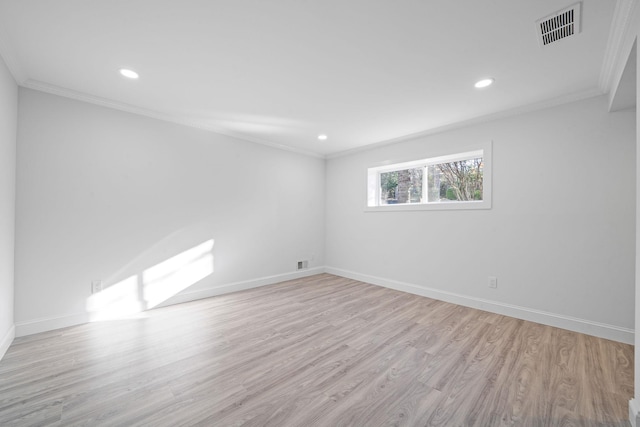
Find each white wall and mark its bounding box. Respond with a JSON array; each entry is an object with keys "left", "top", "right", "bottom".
[
  {"left": 14, "top": 88, "right": 325, "bottom": 333},
  {"left": 635, "top": 36, "right": 640, "bottom": 423},
  {"left": 0, "top": 55, "right": 17, "bottom": 358},
  {"left": 326, "top": 95, "right": 635, "bottom": 342},
  {"left": 634, "top": 12, "right": 640, "bottom": 425}
]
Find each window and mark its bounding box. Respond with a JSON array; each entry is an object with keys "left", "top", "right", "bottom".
[{"left": 366, "top": 143, "right": 491, "bottom": 211}]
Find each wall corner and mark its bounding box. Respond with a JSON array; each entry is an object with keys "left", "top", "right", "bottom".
[{"left": 0, "top": 324, "right": 15, "bottom": 361}]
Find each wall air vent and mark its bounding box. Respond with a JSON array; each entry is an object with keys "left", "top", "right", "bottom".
[{"left": 536, "top": 2, "right": 581, "bottom": 47}]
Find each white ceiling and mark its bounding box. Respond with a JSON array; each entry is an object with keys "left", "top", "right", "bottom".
[{"left": 0, "top": 0, "right": 628, "bottom": 157}]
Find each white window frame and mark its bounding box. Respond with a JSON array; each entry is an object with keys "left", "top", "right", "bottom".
[{"left": 365, "top": 141, "right": 492, "bottom": 212}]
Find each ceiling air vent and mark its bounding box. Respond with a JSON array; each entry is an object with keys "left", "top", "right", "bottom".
[{"left": 536, "top": 2, "right": 581, "bottom": 47}]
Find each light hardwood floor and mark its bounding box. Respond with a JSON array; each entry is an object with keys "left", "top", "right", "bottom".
[{"left": 0, "top": 274, "right": 634, "bottom": 426}]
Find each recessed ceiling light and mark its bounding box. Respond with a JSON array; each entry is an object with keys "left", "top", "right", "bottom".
[
  {"left": 474, "top": 78, "right": 494, "bottom": 88},
  {"left": 318, "top": 134, "right": 328, "bottom": 141},
  {"left": 119, "top": 68, "right": 139, "bottom": 79}
]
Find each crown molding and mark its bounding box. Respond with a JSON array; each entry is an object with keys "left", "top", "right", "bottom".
[
  {"left": 21, "top": 79, "right": 325, "bottom": 159},
  {"left": 16, "top": 78, "right": 611, "bottom": 162},
  {"left": 326, "top": 87, "right": 604, "bottom": 160},
  {"left": 599, "top": 0, "right": 638, "bottom": 93},
  {"left": 0, "top": 2, "right": 635, "bottom": 162}
]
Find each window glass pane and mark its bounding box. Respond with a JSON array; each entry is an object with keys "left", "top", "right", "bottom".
[
  {"left": 366, "top": 144, "right": 490, "bottom": 210},
  {"left": 380, "top": 167, "right": 424, "bottom": 205},
  {"left": 428, "top": 157, "right": 483, "bottom": 202}
]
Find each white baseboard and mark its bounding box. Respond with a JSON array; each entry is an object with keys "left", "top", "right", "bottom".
[
  {"left": 14, "top": 266, "right": 634, "bottom": 344},
  {"left": 0, "top": 324, "right": 15, "bottom": 361},
  {"left": 325, "top": 267, "right": 634, "bottom": 345},
  {"left": 156, "top": 267, "right": 326, "bottom": 308},
  {"left": 630, "top": 399, "right": 640, "bottom": 427},
  {"left": 15, "top": 267, "right": 326, "bottom": 337},
  {"left": 15, "top": 312, "right": 89, "bottom": 337}
]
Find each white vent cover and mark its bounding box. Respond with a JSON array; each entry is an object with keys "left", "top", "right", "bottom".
[{"left": 536, "top": 2, "right": 581, "bottom": 46}]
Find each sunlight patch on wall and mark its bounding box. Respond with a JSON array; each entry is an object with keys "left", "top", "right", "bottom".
[
  {"left": 86, "top": 239, "right": 214, "bottom": 321},
  {"left": 143, "top": 240, "right": 214, "bottom": 308},
  {"left": 86, "top": 275, "right": 143, "bottom": 321}
]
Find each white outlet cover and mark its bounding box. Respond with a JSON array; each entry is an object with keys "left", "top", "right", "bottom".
[
  {"left": 91, "top": 280, "right": 103, "bottom": 293},
  {"left": 488, "top": 276, "right": 497, "bottom": 288}
]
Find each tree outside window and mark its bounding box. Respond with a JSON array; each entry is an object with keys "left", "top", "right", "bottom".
[{"left": 379, "top": 157, "right": 482, "bottom": 204}]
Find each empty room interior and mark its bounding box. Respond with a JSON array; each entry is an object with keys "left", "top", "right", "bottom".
[{"left": 1, "top": 1, "right": 640, "bottom": 426}]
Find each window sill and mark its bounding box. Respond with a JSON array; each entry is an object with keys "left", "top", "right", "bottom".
[{"left": 364, "top": 200, "right": 491, "bottom": 212}]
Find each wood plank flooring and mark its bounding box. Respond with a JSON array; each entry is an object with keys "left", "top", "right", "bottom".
[{"left": 0, "top": 273, "right": 633, "bottom": 426}]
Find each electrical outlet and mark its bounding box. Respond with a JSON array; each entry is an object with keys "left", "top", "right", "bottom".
[
  {"left": 488, "top": 276, "right": 497, "bottom": 288},
  {"left": 91, "top": 280, "right": 102, "bottom": 294},
  {"left": 297, "top": 260, "right": 309, "bottom": 270}
]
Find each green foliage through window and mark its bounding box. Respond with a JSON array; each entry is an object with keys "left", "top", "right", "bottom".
[{"left": 378, "top": 157, "right": 483, "bottom": 205}]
